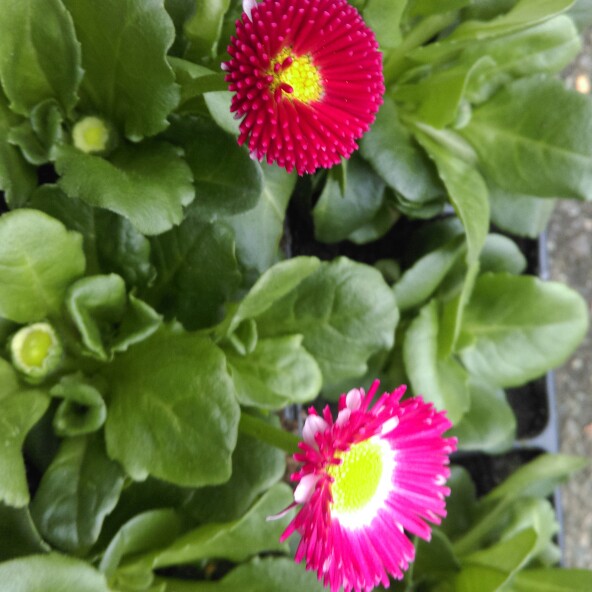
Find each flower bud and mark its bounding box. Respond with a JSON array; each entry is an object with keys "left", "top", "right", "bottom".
[
  {"left": 72, "top": 116, "right": 114, "bottom": 154},
  {"left": 10, "top": 322, "right": 63, "bottom": 383}
]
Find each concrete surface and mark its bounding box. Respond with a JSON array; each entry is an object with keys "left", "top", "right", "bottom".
[{"left": 548, "top": 29, "right": 592, "bottom": 567}]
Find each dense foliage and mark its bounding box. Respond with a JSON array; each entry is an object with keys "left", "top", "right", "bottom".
[{"left": 0, "top": 0, "right": 591, "bottom": 590}]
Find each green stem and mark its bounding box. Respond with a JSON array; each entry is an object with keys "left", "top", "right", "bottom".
[
  {"left": 383, "top": 12, "right": 458, "bottom": 85},
  {"left": 239, "top": 412, "right": 301, "bottom": 455}
]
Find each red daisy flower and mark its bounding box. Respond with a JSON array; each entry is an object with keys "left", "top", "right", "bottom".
[
  {"left": 269, "top": 381, "right": 456, "bottom": 592},
  {"left": 223, "top": 0, "right": 384, "bottom": 175}
]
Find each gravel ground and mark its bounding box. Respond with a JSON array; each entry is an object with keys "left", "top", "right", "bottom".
[{"left": 548, "top": 28, "right": 592, "bottom": 568}]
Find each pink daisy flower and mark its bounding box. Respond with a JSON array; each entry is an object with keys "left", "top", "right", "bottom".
[
  {"left": 271, "top": 381, "right": 456, "bottom": 592},
  {"left": 223, "top": 0, "right": 384, "bottom": 175}
]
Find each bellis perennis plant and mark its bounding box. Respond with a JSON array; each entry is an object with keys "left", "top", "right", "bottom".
[{"left": 270, "top": 381, "right": 456, "bottom": 592}]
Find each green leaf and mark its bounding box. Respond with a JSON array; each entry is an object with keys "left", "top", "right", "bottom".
[
  {"left": 396, "top": 57, "right": 495, "bottom": 128},
  {"left": 29, "top": 186, "right": 155, "bottom": 285},
  {"left": 168, "top": 116, "right": 262, "bottom": 219},
  {"left": 50, "top": 374, "right": 107, "bottom": 437},
  {"left": 56, "top": 141, "right": 195, "bottom": 236},
  {"left": 0, "top": 0, "right": 82, "bottom": 116},
  {"left": 567, "top": 0, "right": 592, "bottom": 31},
  {"left": 313, "top": 155, "right": 386, "bottom": 243},
  {"left": 184, "top": 0, "right": 230, "bottom": 60},
  {"left": 256, "top": 258, "right": 398, "bottom": 387},
  {"left": 409, "top": 0, "right": 472, "bottom": 17},
  {"left": 483, "top": 453, "right": 588, "bottom": 503},
  {"left": 184, "top": 428, "right": 285, "bottom": 523},
  {"left": 148, "top": 219, "right": 241, "bottom": 330},
  {"left": 204, "top": 90, "right": 240, "bottom": 135},
  {"left": 441, "top": 466, "right": 477, "bottom": 540},
  {"left": 457, "top": 529, "right": 538, "bottom": 591},
  {"left": 363, "top": 0, "right": 407, "bottom": 48},
  {"left": 462, "top": 16, "right": 581, "bottom": 102},
  {"left": 0, "top": 209, "right": 85, "bottom": 323},
  {"left": 451, "top": 0, "right": 574, "bottom": 41},
  {"left": 458, "top": 273, "right": 589, "bottom": 387},
  {"left": 225, "top": 163, "right": 296, "bottom": 274},
  {"left": 158, "top": 557, "right": 327, "bottom": 592},
  {"left": 414, "top": 130, "right": 489, "bottom": 267},
  {"left": 0, "top": 503, "right": 50, "bottom": 561},
  {"left": 225, "top": 335, "right": 322, "bottom": 409},
  {"left": 100, "top": 509, "right": 182, "bottom": 578},
  {"left": 450, "top": 380, "right": 516, "bottom": 453},
  {"left": 511, "top": 568, "right": 592, "bottom": 591},
  {"left": 403, "top": 300, "right": 470, "bottom": 424},
  {"left": 479, "top": 234, "right": 527, "bottom": 275},
  {"left": 30, "top": 434, "right": 125, "bottom": 555},
  {"left": 347, "top": 196, "right": 400, "bottom": 243},
  {"left": 394, "top": 235, "right": 465, "bottom": 312},
  {"left": 414, "top": 528, "right": 461, "bottom": 580},
  {"left": 461, "top": 76, "right": 592, "bottom": 201},
  {"left": 66, "top": 275, "right": 161, "bottom": 360},
  {"left": 66, "top": 274, "right": 125, "bottom": 359},
  {"left": 488, "top": 181, "right": 555, "bottom": 238},
  {"left": 7, "top": 99, "right": 65, "bottom": 165},
  {"left": 94, "top": 212, "right": 155, "bottom": 287},
  {"left": 105, "top": 327, "right": 240, "bottom": 486},
  {"left": 0, "top": 554, "right": 110, "bottom": 592},
  {"left": 361, "top": 98, "right": 444, "bottom": 206},
  {"left": 144, "top": 483, "right": 293, "bottom": 569},
  {"left": 0, "top": 389, "right": 49, "bottom": 507},
  {"left": 0, "top": 92, "right": 36, "bottom": 207},
  {"left": 223, "top": 257, "right": 322, "bottom": 335},
  {"left": 62, "top": 0, "right": 179, "bottom": 140}
]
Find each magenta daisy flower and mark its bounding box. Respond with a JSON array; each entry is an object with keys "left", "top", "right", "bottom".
[
  {"left": 223, "top": 0, "right": 384, "bottom": 175},
  {"left": 273, "top": 381, "right": 456, "bottom": 592}
]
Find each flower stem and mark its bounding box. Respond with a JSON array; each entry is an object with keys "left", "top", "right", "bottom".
[
  {"left": 239, "top": 412, "right": 301, "bottom": 454},
  {"left": 383, "top": 12, "right": 458, "bottom": 85}
]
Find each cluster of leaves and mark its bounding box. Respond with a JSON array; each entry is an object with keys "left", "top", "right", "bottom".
[{"left": 0, "top": 0, "right": 591, "bottom": 590}]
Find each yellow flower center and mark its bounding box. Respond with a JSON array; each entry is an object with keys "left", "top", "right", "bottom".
[
  {"left": 20, "top": 329, "right": 53, "bottom": 368},
  {"left": 269, "top": 48, "right": 323, "bottom": 104},
  {"left": 327, "top": 438, "right": 384, "bottom": 514},
  {"left": 72, "top": 116, "right": 110, "bottom": 154}
]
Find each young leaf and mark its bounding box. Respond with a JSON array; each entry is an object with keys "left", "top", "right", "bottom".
[
  {"left": 313, "top": 155, "right": 386, "bottom": 243},
  {"left": 0, "top": 503, "right": 50, "bottom": 561},
  {"left": 146, "top": 484, "right": 292, "bottom": 569},
  {"left": 457, "top": 273, "right": 589, "bottom": 387},
  {"left": 0, "top": 0, "right": 82, "bottom": 116},
  {"left": 483, "top": 453, "right": 588, "bottom": 503},
  {"left": 158, "top": 557, "right": 327, "bottom": 592},
  {"left": 225, "top": 163, "right": 296, "bottom": 274},
  {"left": 512, "top": 568, "right": 592, "bottom": 591},
  {"left": 225, "top": 335, "right": 322, "bottom": 409},
  {"left": 450, "top": 380, "right": 516, "bottom": 453},
  {"left": 0, "top": 389, "right": 49, "bottom": 507},
  {"left": 104, "top": 328, "right": 240, "bottom": 487},
  {"left": 30, "top": 434, "right": 125, "bottom": 555},
  {"left": 488, "top": 180, "right": 556, "bottom": 238},
  {"left": 360, "top": 98, "right": 444, "bottom": 207},
  {"left": 0, "top": 209, "right": 85, "bottom": 323},
  {"left": 256, "top": 258, "right": 398, "bottom": 387},
  {"left": 461, "top": 76, "right": 592, "bottom": 201},
  {"left": 148, "top": 219, "right": 241, "bottom": 330},
  {"left": 100, "top": 509, "right": 182, "bottom": 578},
  {"left": 184, "top": 0, "right": 231, "bottom": 60},
  {"left": 363, "top": 0, "right": 407, "bottom": 48},
  {"left": 0, "top": 554, "right": 110, "bottom": 592},
  {"left": 168, "top": 116, "right": 262, "bottom": 219},
  {"left": 403, "top": 300, "right": 470, "bottom": 424},
  {"left": 184, "top": 429, "right": 285, "bottom": 523},
  {"left": 56, "top": 141, "right": 194, "bottom": 236},
  {"left": 61, "top": 0, "right": 179, "bottom": 140},
  {"left": 394, "top": 234, "right": 465, "bottom": 312},
  {"left": 0, "top": 92, "right": 36, "bottom": 207}
]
